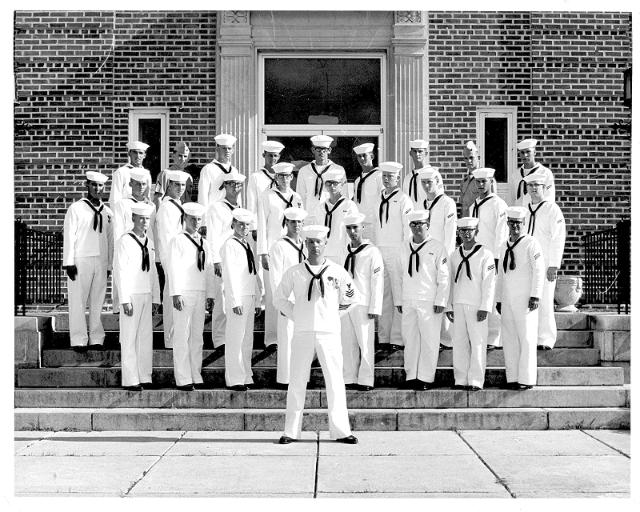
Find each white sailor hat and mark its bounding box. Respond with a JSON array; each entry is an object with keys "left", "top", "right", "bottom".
[
  {"left": 343, "top": 213, "right": 367, "bottom": 226},
  {"left": 173, "top": 141, "right": 190, "bottom": 153},
  {"left": 272, "top": 162, "right": 295, "bottom": 175},
  {"left": 409, "top": 139, "right": 429, "bottom": 150},
  {"left": 418, "top": 167, "right": 440, "bottom": 180},
  {"left": 222, "top": 170, "right": 246, "bottom": 183},
  {"left": 516, "top": 139, "right": 538, "bottom": 151},
  {"left": 379, "top": 161, "right": 403, "bottom": 174},
  {"left": 167, "top": 170, "right": 190, "bottom": 184},
  {"left": 127, "top": 141, "right": 149, "bottom": 152},
  {"left": 407, "top": 210, "right": 430, "bottom": 223},
  {"left": 130, "top": 203, "right": 155, "bottom": 216},
  {"left": 231, "top": 208, "right": 255, "bottom": 223},
  {"left": 457, "top": 217, "right": 479, "bottom": 229},
  {"left": 506, "top": 206, "right": 527, "bottom": 220},
  {"left": 523, "top": 171, "right": 547, "bottom": 184},
  {"left": 463, "top": 140, "right": 478, "bottom": 153},
  {"left": 129, "top": 168, "right": 150, "bottom": 183},
  {"left": 86, "top": 171, "right": 108, "bottom": 183},
  {"left": 323, "top": 168, "right": 346, "bottom": 182},
  {"left": 283, "top": 207, "right": 308, "bottom": 221},
  {"left": 301, "top": 224, "right": 330, "bottom": 239},
  {"left": 471, "top": 168, "right": 495, "bottom": 179},
  {"left": 353, "top": 142, "right": 374, "bottom": 155},
  {"left": 214, "top": 133, "right": 237, "bottom": 147},
  {"left": 310, "top": 135, "right": 333, "bottom": 148},
  {"left": 262, "top": 140, "right": 285, "bottom": 153},
  {"left": 182, "top": 202, "right": 205, "bottom": 217}
]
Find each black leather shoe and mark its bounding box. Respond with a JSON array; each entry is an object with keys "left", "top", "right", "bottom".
[
  {"left": 414, "top": 380, "right": 433, "bottom": 391},
  {"left": 501, "top": 382, "right": 518, "bottom": 390},
  {"left": 345, "top": 383, "right": 359, "bottom": 390},
  {"left": 357, "top": 385, "right": 374, "bottom": 391},
  {"left": 518, "top": 384, "right": 533, "bottom": 390},
  {"left": 275, "top": 383, "right": 288, "bottom": 390},
  {"left": 336, "top": 435, "right": 358, "bottom": 444},
  {"left": 487, "top": 345, "right": 498, "bottom": 351},
  {"left": 140, "top": 382, "right": 155, "bottom": 390},
  {"left": 389, "top": 344, "right": 403, "bottom": 351},
  {"left": 194, "top": 383, "right": 208, "bottom": 390},
  {"left": 439, "top": 344, "right": 452, "bottom": 350},
  {"left": 537, "top": 345, "right": 552, "bottom": 351},
  {"left": 279, "top": 435, "right": 295, "bottom": 444},
  {"left": 469, "top": 386, "right": 482, "bottom": 391},
  {"left": 72, "top": 346, "right": 88, "bottom": 353},
  {"left": 227, "top": 384, "right": 248, "bottom": 391},
  {"left": 246, "top": 383, "right": 259, "bottom": 390},
  {"left": 87, "top": 344, "right": 104, "bottom": 351},
  {"left": 399, "top": 379, "right": 416, "bottom": 390},
  {"left": 176, "top": 384, "right": 194, "bottom": 391},
  {"left": 123, "top": 385, "right": 143, "bottom": 391},
  {"left": 452, "top": 384, "right": 467, "bottom": 390}
]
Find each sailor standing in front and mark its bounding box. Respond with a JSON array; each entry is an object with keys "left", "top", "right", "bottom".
[
  {"left": 274, "top": 225, "right": 358, "bottom": 445},
  {"left": 403, "top": 139, "right": 430, "bottom": 207},
  {"left": 197, "top": 133, "right": 240, "bottom": 208},
  {"left": 514, "top": 138, "right": 556, "bottom": 207},
  {"left": 495, "top": 207, "right": 545, "bottom": 390},
  {"left": 114, "top": 202, "right": 160, "bottom": 391},
  {"left": 168, "top": 202, "right": 214, "bottom": 391},
  {"left": 63, "top": 171, "right": 114, "bottom": 352},
  {"left": 109, "top": 141, "right": 153, "bottom": 206},
  {"left": 352, "top": 142, "right": 383, "bottom": 243}
]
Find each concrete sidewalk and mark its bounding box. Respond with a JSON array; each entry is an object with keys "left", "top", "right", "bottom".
[{"left": 15, "top": 430, "right": 630, "bottom": 498}]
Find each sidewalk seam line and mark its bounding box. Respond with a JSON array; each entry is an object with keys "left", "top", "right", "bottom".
[
  {"left": 455, "top": 430, "right": 516, "bottom": 498},
  {"left": 313, "top": 430, "right": 320, "bottom": 498},
  {"left": 121, "top": 430, "right": 187, "bottom": 497},
  {"left": 579, "top": 429, "right": 630, "bottom": 459}
]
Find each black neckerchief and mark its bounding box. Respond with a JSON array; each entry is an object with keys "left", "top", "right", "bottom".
[
  {"left": 455, "top": 244, "right": 483, "bottom": 283},
  {"left": 261, "top": 168, "right": 276, "bottom": 188},
  {"left": 184, "top": 232, "right": 205, "bottom": 271},
  {"left": 527, "top": 201, "right": 546, "bottom": 235},
  {"left": 214, "top": 161, "right": 232, "bottom": 174},
  {"left": 355, "top": 168, "right": 377, "bottom": 204},
  {"left": 324, "top": 197, "right": 346, "bottom": 237},
  {"left": 304, "top": 262, "right": 329, "bottom": 301},
  {"left": 83, "top": 199, "right": 105, "bottom": 233},
  {"left": 472, "top": 194, "right": 494, "bottom": 218},
  {"left": 408, "top": 171, "right": 419, "bottom": 202},
  {"left": 310, "top": 162, "right": 331, "bottom": 199},
  {"left": 516, "top": 163, "right": 541, "bottom": 200},
  {"left": 344, "top": 242, "right": 369, "bottom": 277},
  {"left": 503, "top": 235, "right": 525, "bottom": 272},
  {"left": 379, "top": 189, "right": 399, "bottom": 226},
  {"left": 283, "top": 237, "right": 305, "bottom": 263},
  {"left": 274, "top": 190, "right": 295, "bottom": 227},
  {"left": 232, "top": 236, "right": 256, "bottom": 275},
  {"left": 408, "top": 239, "right": 428, "bottom": 276},
  {"left": 128, "top": 233, "right": 150, "bottom": 271},
  {"left": 168, "top": 198, "right": 184, "bottom": 225},
  {"left": 424, "top": 193, "right": 443, "bottom": 212}
]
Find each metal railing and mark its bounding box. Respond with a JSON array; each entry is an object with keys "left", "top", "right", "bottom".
[
  {"left": 582, "top": 220, "right": 630, "bottom": 314},
  {"left": 14, "top": 220, "right": 65, "bottom": 315}
]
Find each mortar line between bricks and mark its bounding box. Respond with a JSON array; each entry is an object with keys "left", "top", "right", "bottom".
[
  {"left": 313, "top": 430, "right": 320, "bottom": 499},
  {"left": 455, "top": 430, "right": 516, "bottom": 499},
  {"left": 579, "top": 429, "right": 630, "bottom": 459},
  {"left": 121, "top": 430, "right": 188, "bottom": 497}
]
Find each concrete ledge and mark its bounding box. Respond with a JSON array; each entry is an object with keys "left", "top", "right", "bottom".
[
  {"left": 594, "top": 331, "right": 630, "bottom": 362},
  {"left": 555, "top": 313, "right": 589, "bottom": 330},
  {"left": 14, "top": 331, "right": 42, "bottom": 369},
  {"left": 546, "top": 407, "right": 630, "bottom": 429},
  {"left": 15, "top": 410, "right": 93, "bottom": 431},
  {"left": 14, "top": 316, "right": 51, "bottom": 332},
  {"left": 601, "top": 362, "right": 630, "bottom": 384},
  {"left": 92, "top": 409, "right": 245, "bottom": 431},
  {"left": 397, "top": 408, "right": 549, "bottom": 430},
  {"left": 588, "top": 313, "right": 630, "bottom": 331}
]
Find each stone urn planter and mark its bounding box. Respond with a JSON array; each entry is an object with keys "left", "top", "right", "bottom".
[{"left": 555, "top": 276, "right": 583, "bottom": 312}]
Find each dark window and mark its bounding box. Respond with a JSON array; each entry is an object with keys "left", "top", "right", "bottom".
[
  {"left": 264, "top": 58, "right": 381, "bottom": 125},
  {"left": 483, "top": 118, "right": 508, "bottom": 182},
  {"left": 138, "top": 118, "right": 162, "bottom": 181}
]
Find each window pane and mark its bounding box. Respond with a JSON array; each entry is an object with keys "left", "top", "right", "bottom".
[
  {"left": 268, "top": 136, "right": 378, "bottom": 184},
  {"left": 484, "top": 118, "right": 508, "bottom": 182},
  {"left": 264, "top": 58, "right": 381, "bottom": 125},
  {"left": 138, "top": 118, "right": 162, "bottom": 181}
]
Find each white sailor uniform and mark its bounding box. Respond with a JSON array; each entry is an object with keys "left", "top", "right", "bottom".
[
  {"left": 168, "top": 231, "right": 214, "bottom": 387},
  {"left": 448, "top": 244, "right": 496, "bottom": 388},
  {"left": 108, "top": 164, "right": 152, "bottom": 206},
  {"left": 399, "top": 236, "right": 450, "bottom": 383},
  {"left": 514, "top": 163, "right": 556, "bottom": 207},
  {"left": 341, "top": 241, "right": 384, "bottom": 387},
  {"left": 308, "top": 196, "right": 360, "bottom": 264},
  {"left": 495, "top": 234, "right": 545, "bottom": 385},
  {"left": 296, "top": 161, "right": 345, "bottom": 213},
  {"left": 197, "top": 160, "right": 240, "bottom": 208},
  {"left": 63, "top": 198, "right": 114, "bottom": 347},
  {"left": 352, "top": 168, "right": 383, "bottom": 242},
  {"left": 525, "top": 201, "right": 566, "bottom": 348},
  {"left": 274, "top": 259, "right": 357, "bottom": 440},
  {"left": 403, "top": 169, "right": 429, "bottom": 208},
  {"left": 114, "top": 231, "right": 160, "bottom": 387},
  {"left": 373, "top": 189, "right": 414, "bottom": 346}
]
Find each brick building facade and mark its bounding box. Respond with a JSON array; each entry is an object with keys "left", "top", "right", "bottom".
[{"left": 14, "top": 10, "right": 632, "bottom": 276}]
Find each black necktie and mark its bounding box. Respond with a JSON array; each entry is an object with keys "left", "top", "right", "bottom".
[
  {"left": 283, "top": 237, "right": 305, "bottom": 263},
  {"left": 503, "top": 236, "right": 525, "bottom": 273},
  {"left": 169, "top": 199, "right": 184, "bottom": 225},
  {"left": 355, "top": 169, "right": 377, "bottom": 204},
  {"left": 128, "top": 233, "right": 150, "bottom": 271},
  {"left": 408, "top": 240, "right": 427, "bottom": 276},
  {"left": 311, "top": 162, "right": 331, "bottom": 199},
  {"left": 516, "top": 164, "right": 539, "bottom": 200},
  {"left": 424, "top": 194, "right": 443, "bottom": 212},
  {"left": 472, "top": 195, "right": 493, "bottom": 218},
  {"left": 305, "top": 262, "right": 328, "bottom": 301},
  {"left": 233, "top": 237, "right": 256, "bottom": 274},
  {"left": 184, "top": 233, "right": 205, "bottom": 271},
  {"left": 379, "top": 189, "right": 399, "bottom": 226},
  {"left": 83, "top": 199, "right": 105, "bottom": 233},
  {"left": 344, "top": 243, "right": 369, "bottom": 277},
  {"left": 324, "top": 197, "right": 345, "bottom": 237},
  {"left": 274, "top": 190, "right": 295, "bottom": 227},
  {"left": 527, "top": 201, "right": 546, "bottom": 235},
  {"left": 408, "top": 172, "right": 419, "bottom": 202},
  {"left": 261, "top": 168, "right": 276, "bottom": 188},
  {"left": 455, "top": 244, "right": 482, "bottom": 283}
]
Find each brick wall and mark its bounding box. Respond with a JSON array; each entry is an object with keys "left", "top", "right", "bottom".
[
  {"left": 427, "top": 11, "right": 632, "bottom": 273},
  {"left": 14, "top": 11, "right": 218, "bottom": 230}
]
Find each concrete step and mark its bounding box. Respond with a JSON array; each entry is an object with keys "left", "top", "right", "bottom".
[
  {"left": 14, "top": 386, "right": 629, "bottom": 409},
  {"left": 40, "top": 347, "right": 602, "bottom": 368},
  {"left": 15, "top": 406, "right": 630, "bottom": 431},
  {"left": 16, "top": 365, "right": 624, "bottom": 389}
]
